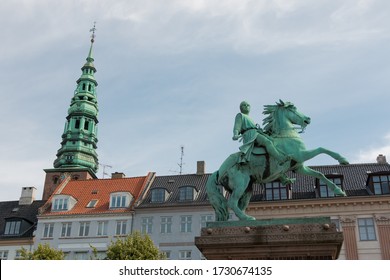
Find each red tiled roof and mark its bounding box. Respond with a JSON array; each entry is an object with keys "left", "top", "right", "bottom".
[{"left": 40, "top": 173, "right": 154, "bottom": 216}]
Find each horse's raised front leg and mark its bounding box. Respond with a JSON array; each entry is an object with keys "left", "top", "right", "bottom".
[
  {"left": 296, "top": 165, "right": 347, "bottom": 196},
  {"left": 294, "top": 147, "right": 349, "bottom": 165},
  {"left": 227, "top": 171, "right": 256, "bottom": 221}
]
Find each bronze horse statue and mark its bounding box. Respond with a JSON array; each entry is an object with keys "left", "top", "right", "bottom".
[{"left": 206, "top": 100, "right": 349, "bottom": 221}]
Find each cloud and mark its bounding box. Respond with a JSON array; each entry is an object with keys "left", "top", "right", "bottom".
[{"left": 354, "top": 133, "right": 390, "bottom": 163}]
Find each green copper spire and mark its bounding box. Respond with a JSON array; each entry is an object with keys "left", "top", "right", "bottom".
[{"left": 53, "top": 23, "right": 99, "bottom": 173}]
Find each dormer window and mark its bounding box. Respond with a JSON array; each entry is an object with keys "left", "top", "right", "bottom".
[
  {"left": 53, "top": 198, "right": 68, "bottom": 211},
  {"left": 110, "top": 192, "right": 132, "bottom": 208},
  {"left": 316, "top": 175, "right": 343, "bottom": 198},
  {"left": 151, "top": 188, "right": 168, "bottom": 203},
  {"left": 52, "top": 195, "right": 76, "bottom": 211},
  {"left": 4, "top": 220, "right": 21, "bottom": 235},
  {"left": 264, "top": 181, "right": 290, "bottom": 200},
  {"left": 367, "top": 173, "right": 390, "bottom": 195},
  {"left": 178, "top": 186, "right": 197, "bottom": 201}
]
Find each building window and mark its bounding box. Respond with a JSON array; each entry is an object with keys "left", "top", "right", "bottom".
[
  {"left": 264, "top": 181, "right": 289, "bottom": 200},
  {"left": 4, "top": 220, "right": 21, "bottom": 235},
  {"left": 75, "top": 252, "right": 88, "bottom": 260},
  {"left": 179, "top": 186, "right": 196, "bottom": 201},
  {"left": 110, "top": 192, "right": 131, "bottom": 208},
  {"left": 0, "top": 250, "right": 9, "bottom": 260},
  {"left": 97, "top": 221, "right": 108, "bottom": 236},
  {"left": 201, "top": 215, "right": 213, "bottom": 228},
  {"left": 86, "top": 199, "right": 98, "bottom": 208},
  {"left": 179, "top": 250, "right": 192, "bottom": 260},
  {"left": 53, "top": 176, "right": 59, "bottom": 184},
  {"left": 317, "top": 176, "right": 343, "bottom": 198},
  {"left": 180, "top": 216, "right": 192, "bottom": 233},
  {"left": 151, "top": 188, "right": 167, "bottom": 203},
  {"left": 43, "top": 223, "right": 54, "bottom": 238},
  {"left": 162, "top": 251, "right": 171, "bottom": 260},
  {"left": 61, "top": 223, "right": 72, "bottom": 237},
  {"left": 84, "top": 121, "right": 89, "bottom": 130},
  {"left": 358, "top": 218, "right": 376, "bottom": 241},
  {"left": 79, "top": 222, "right": 90, "bottom": 237},
  {"left": 141, "top": 217, "right": 153, "bottom": 234},
  {"left": 331, "top": 219, "right": 341, "bottom": 232},
  {"left": 160, "top": 216, "right": 172, "bottom": 234},
  {"left": 116, "top": 220, "right": 127, "bottom": 235},
  {"left": 53, "top": 197, "right": 69, "bottom": 211},
  {"left": 371, "top": 175, "right": 390, "bottom": 195},
  {"left": 75, "top": 119, "right": 80, "bottom": 129}
]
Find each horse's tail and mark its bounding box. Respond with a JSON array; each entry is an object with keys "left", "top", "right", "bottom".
[{"left": 206, "top": 171, "right": 229, "bottom": 221}]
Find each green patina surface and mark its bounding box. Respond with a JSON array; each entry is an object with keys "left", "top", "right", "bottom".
[
  {"left": 207, "top": 100, "right": 349, "bottom": 222},
  {"left": 53, "top": 27, "right": 99, "bottom": 173},
  {"left": 206, "top": 216, "right": 331, "bottom": 228}
]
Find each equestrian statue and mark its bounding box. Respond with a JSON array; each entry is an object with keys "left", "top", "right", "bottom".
[{"left": 206, "top": 100, "right": 349, "bottom": 221}]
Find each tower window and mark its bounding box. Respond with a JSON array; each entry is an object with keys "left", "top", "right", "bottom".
[
  {"left": 88, "top": 84, "right": 91, "bottom": 91},
  {"left": 84, "top": 121, "right": 89, "bottom": 130},
  {"left": 75, "top": 120, "right": 80, "bottom": 129},
  {"left": 82, "top": 83, "right": 86, "bottom": 90}
]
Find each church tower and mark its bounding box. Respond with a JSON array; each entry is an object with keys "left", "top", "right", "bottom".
[{"left": 43, "top": 24, "right": 99, "bottom": 200}]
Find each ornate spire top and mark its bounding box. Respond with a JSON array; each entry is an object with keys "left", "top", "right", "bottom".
[{"left": 90, "top": 21, "right": 97, "bottom": 43}]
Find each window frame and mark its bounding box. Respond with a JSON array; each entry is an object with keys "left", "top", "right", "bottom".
[
  {"left": 151, "top": 188, "right": 167, "bottom": 203},
  {"left": 61, "top": 222, "right": 72, "bottom": 237},
  {"left": 141, "top": 217, "right": 153, "bottom": 234},
  {"left": 78, "top": 221, "right": 90, "bottom": 237},
  {"left": 115, "top": 220, "right": 127, "bottom": 236},
  {"left": 97, "top": 221, "right": 108, "bottom": 236},
  {"left": 4, "top": 220, "right": 22, "bottom": 235},
  {"left": 160, "top": 216, "right": 172, "bottom": 234},
  {"left": 110, "top": 192, "right": 131, "bottom": 208},
  {"left": 53, "top": 197, "right": 69, "bottom": 211},
  {"left": 368, "top": 173, "right": 390, "bottom": 195},
  {"left": 179, "top": 250, "right": 192, "bottom": 260},
  {"left": 264, "top": 181, "right": 290, "bottom": 201},
  {"left": 316, "top": 175, "right": 344, "bottom": 198},
  {"left": 43, "top": 223, "right": 54, "bottom": 238},
  {"left": 180, "top": 215, "right": 192, "bottom": 233},
  {"left": 358, "top": 218, "right": 377, "bottom": 241},
  {"left": 0, "top": 250, "right": 9, "bottom": 260},
  {"left": 178, "top": 186, "right": 197, "bottom": 201},
  {"left": 200, "top": 214, "right": 213, "bottom": 228}
]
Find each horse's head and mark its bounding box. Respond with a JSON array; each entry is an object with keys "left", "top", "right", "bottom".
[{"left": 263, "top": 100, "right": 311, "bottom": 136}]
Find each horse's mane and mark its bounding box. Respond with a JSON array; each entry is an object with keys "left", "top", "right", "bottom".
[{"left": 262, "top": 100, "right": 295, "bottom": 135}]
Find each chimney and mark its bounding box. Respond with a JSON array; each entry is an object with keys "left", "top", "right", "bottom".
[
  {"left": 111, "top": 172, "right": 126, "bottom": 179},
  {"left": 376, "top": 154, "right": 387, "bottom": 164},
  {"left": 196, "top": 161, "right": 206, "bottom": 175},
  {"left": 19, "top": 187, "right": 36, "bottom": 205}
]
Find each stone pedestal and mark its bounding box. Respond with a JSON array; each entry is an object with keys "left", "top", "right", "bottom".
[{"left": 195, "top": 217, "right": 343, "bottom": 260}]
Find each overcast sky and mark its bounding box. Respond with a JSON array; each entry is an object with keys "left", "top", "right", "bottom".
[{"left": 1, "top": 0, "right": 389, "bottom": 201}]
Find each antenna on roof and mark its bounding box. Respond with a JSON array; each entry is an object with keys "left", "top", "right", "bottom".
[
  {"left": 99, "top": 163, "right": 112, "bottom": 179},
  {"left": 178, "top": 145, "right": 185, "bottom": 175},
  {"left": 169, "top": 145, "right": 185, "bottom": 175}
]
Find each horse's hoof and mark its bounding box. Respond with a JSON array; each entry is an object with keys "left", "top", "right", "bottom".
[
  {"left": 339, "top": 158, "right": 349, "bottom": 165},
  {"left": 334, "top": 190, "right": 347, "bottom": 197}
]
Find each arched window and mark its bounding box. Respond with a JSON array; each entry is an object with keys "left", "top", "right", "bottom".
[
  {"left": 178, "top": 186, "right": 197, "bottom": 201},
  {"left": 151, "top": 188, "right": 168, "bottom": 203}
]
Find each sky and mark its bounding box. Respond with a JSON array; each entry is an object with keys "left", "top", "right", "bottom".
[{"left": 1, "top": 0, "right": 390, "bottom": 201}]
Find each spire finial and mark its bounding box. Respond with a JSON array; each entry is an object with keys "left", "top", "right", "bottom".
[{"left": 90, "top": 21, "right": 97, "bottom": 43}]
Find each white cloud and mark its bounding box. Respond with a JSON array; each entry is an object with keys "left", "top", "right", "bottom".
[{"left": 354, "top": 133, "right": 390, "bottom": 163}]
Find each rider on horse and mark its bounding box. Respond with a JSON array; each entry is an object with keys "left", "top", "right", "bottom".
[{"left": 233, "top": 101, "right": 289, "bottom": 164}]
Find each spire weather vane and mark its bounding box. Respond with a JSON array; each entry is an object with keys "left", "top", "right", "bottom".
[{"left": 90, "top": 22, "right": 97, "bottom": 43}]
